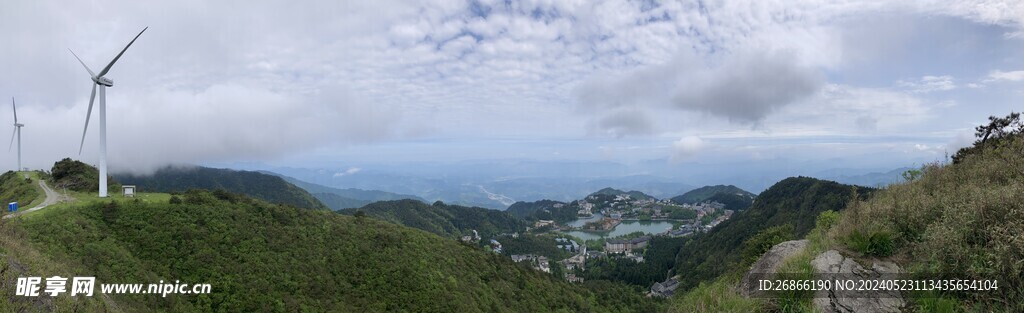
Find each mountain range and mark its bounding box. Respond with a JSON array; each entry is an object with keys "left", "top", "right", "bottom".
[
  {"left": 268, "top": 172, "right": 424, "bottom": 210},
  {"left": 114, "top": 165, "right": 327, "bottom": 210}
]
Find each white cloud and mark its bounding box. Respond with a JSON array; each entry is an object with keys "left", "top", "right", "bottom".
[
  {"left": 898, "top": 75, "right": 956, "bottom": 93},
  {"left": 769, "top": 84, "right": 932, "bottom": 133},
  {"left": 2, "top": 0, "right": 1024, "bottom": 172},
  {"left": 984, "top": 70, "right": 1024, "bottom": 82},
  {"left": 333, "top": 167, "right": 362, "bottom": 177},
  {"left": 671, "top": 136, "right": 705, "bottom": 161}
]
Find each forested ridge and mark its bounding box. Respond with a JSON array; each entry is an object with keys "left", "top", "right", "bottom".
[{"left": 115, "top": 166, "right": 327, "bottom": 210}]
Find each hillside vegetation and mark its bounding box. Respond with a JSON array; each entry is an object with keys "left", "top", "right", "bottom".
[
  {"left": 702, "top": 192, "right": 754, "bottom": 211},
  {"left": 673, "top": 177, "right": 870, "bottom": 290},
  {"left": 49, "top": 158, "right": 121, "bottom": 193},
  {"left": 115, "top": 166, "right": 327, "bottom": 210},
  {"left": 0, "top": 171, "right": 39, "bottom": 211},
  {"left": 340, "top": 199, "right": 527, "bottom": 239},
  {"left": 827, "top": 112, "right": 1024, "bottom": 310},
  {"left": 583, "top": 236, "right": 685, "bottom": 288},
  {"left": 670, "top": 185, "right": 755, "bottom": 206},
  {"left": 7, "top": 190, "right": 659, "bottom": 312},
  {"left": 506, "top": 199, "right": 569, "bottom": 220}
]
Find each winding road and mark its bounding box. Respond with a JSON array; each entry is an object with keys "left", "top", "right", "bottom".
[{"left": 2, "top": 179, "right": 70, "bottom": 219}]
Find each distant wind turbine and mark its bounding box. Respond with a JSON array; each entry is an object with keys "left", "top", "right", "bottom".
[
  {"left": 69, "top": 27, "right": 148, "bottom": 197},
  {"left": 9, "top": 97, "right": 24, "bottom": 172}
]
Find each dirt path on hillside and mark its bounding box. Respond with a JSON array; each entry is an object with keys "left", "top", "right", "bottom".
[{"left": 2, "top": 180, "right": 71, "bottom": 219}]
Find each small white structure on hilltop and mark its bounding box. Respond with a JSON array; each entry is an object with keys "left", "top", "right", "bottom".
[{"left": 122, "top": 185, "right": 136, "bottom": 197}]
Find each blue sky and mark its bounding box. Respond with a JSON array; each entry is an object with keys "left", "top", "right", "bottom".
[{"left": 1, "top": 0, "right": 1023, "bottom": 175}]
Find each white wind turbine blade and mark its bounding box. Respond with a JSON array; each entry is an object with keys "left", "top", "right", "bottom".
[
  {"left": 11, "top": 97, "right": 17, "bottom": 124},
  {"left": 7, "top": 126, "right": 14, "bottom": 152},
  {"left": 97, "top": 27, "right": 148, "bottom": 78},
  {"left": 69, "top": 49, "right": 97, "bottom": 78},
  {"left": 79, "top": 84, "right": 97, "bottom": 155}
]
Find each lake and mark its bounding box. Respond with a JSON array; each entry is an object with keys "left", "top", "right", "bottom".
[{"left": 562, "top": 216, "right": 675, "bottom": 241}]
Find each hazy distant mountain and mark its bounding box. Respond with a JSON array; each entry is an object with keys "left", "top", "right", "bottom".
[
  {"left": 265, "top": 172, "right": 425, "bottom": 210},
  {"left": 251, "top": 164, "right": 696, "bottom": 210},
  {"left": 587, "top": 187, "right": 656, "bottom": 200},
  {"left": 505, "top": 200, "right": 569, "bottom": 220},
  {"left": 572, "top": 176, "right": 695, "bottom": 199},
  {"left": 820, "top": 167, "right": 912, "bottom": 188},
  {"left": 670, "top": 185, "right": 756, "bottom": 206},
  {"left": 279, "top": 175, "right": 424, "bottom": 202}
]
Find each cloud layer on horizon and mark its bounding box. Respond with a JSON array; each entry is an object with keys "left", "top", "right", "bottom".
[{"left": 0, "top": 0, "right": 1023, "bottom": 173}]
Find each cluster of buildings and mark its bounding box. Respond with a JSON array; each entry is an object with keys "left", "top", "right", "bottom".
[
  {"left": 649, "top": 277, "right": 681, "bottom": 298},
  {"left": 705, "top": 211, "right": 733, "bottom": 228},
  {"left": 668, "top": 223, "right": 697, "bottom": 237},
  {"left": 604, "top": 236, "right": 651, "bottom": 254},
  {"left": 510, "top": 237, "right": 589, "bottom": 283},
  {"left": 510, "top": 254, "right": 550, "bottom": 273},
  {"left": 682, "top": 201, "right": 726, "bottom": 215},
  {"left": 559, "top": 253, "right": 586, "bottom": 271},
  {"left": 555, "top": 237, "right": 581, "bottom": 252},
  {"left": 576, "top": 200, "right": 594, "bottom": 217},
  {"left": 533, "top": 220, "right": 556, "bottom": 228}
]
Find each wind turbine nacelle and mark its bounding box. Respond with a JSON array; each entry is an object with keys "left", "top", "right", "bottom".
[
  {"left": 14, "top": 123, "right": 24, "bottom": 127},
  {"left": 94, "top": 76, "right": 114, "bottom": 87}
]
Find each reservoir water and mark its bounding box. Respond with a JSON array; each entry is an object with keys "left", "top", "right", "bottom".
[{"left": 563, "top": 214, "right": 675, "bottom": 241}]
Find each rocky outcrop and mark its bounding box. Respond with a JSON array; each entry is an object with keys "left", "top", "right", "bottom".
[
  {"left": 740, "top": 239, "right": 808, "bottom": 297},
  {"left": 811, "top": 250, "right": 904, "bottom": 313}
]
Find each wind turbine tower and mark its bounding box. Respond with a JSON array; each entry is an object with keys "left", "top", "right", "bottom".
[
  {"left": 9, "top": 98, "right": 23, "bottom": 172},
  {"left": 69, "top": 27, "right": 147, "bottom": 197}
]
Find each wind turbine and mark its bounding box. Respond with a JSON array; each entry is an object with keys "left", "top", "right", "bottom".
[
  {"left": 69, "top": 27, "right": 147, "bottom": 197},
  {"left": 9, "top": 97, "right": 23, "bottom": 172}
]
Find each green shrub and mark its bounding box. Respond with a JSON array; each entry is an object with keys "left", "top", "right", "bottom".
[
  {"left": 815, "top": 210, "right": 840, "bottom": 231},
  {"left": 49, "top": 158, "right": 121, "bottom": 193},
  {"left": 740, "top": 224, "right": 794, "bottom": 267},
  {"left": 182, "top": 189, "right": 219, "bottom": 205},
  {"left": 845, "top": 230, "right": 894, "bottom": 257}
]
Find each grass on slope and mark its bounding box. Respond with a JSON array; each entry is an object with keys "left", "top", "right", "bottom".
[
  {"left": 0, "top": 171, "right": 42, "bottom": 214},
  {"left": 10, "top": 190, "right": 659, "bottom": 312},
  {"left": 828, "top": 135, "right": 1024, "bottom": 311},
  {"left": 1, "top": 216, "right": 117, "bottom": 312},
  {"left": 18, "top": 189, "right": 171, "bottom": 220}
]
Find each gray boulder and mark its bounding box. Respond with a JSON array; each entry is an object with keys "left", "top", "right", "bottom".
[
  {"left": 811, "top": 250, "right": 905, "bottom": 313},
  {"left": 740, "top": 239, "right": 808, "bottom": 297}
]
